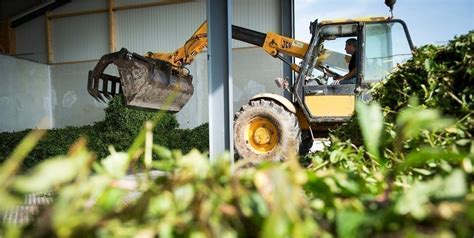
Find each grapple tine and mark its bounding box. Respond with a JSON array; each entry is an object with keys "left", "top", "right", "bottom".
[
  {"left": 94, "top": 73, "right": 106, "bottom": 102},
  {"left": 111, "top": 80, "right": 117, "bottom": 96},
  {"left": 87, "top": 71, "right": 95, "bottom": 98},
  {"left": 88, "top": 70, "right": 101, "bottom": 102},
  {"left": 101, "top": 76, "right": 110, "bottom": 99}
]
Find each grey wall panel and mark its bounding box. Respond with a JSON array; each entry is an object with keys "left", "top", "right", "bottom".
[
  {"left": 0, "top": 55, "right": 52, "bottom": 132},
  {"left": 116, "top": 0, "right": 280, "bottom": 53},
  {"left": 116, "top": 1, "right": 206, "bottom": 54},
  {"left": 50, "top": 61, "right": 106, "bottom": 128},
  {"left": 13, "top": 0, "right": 280, "bottom": 62},
  {"left": 15, "top": 16, "right": 47, "bottom": 63},
  {"left": 232, "top": 0, "right": 280, "bottom": 48},
  {"left": 176, "top": 53, "right": 208, "bottom": 129},
  {"left": 52, "top": 13, "right": 109, "bottom": 63},
  {"left": 51, "top": 0, "right": 107, "bottom": 14},
  {"left": 115, "top": 0, "right": 171, "bottom": 6},
  {"left": 231, "top": 47, "right": 282, "bottom": 113}
]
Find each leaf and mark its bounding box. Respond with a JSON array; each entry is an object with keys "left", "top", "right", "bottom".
[
  {"left": 432, "top": 169, "right": 466, "bottom": 200},
  {"left": 398, "top": 148, "right": 465, "bottom": 171},
  {"left": 177, "top": 149, "right": 210, "bottom": 178},
  {"left": 101, "top": 152, "right": 130, "bottom": 178},
  {"left": 147, "top": 192, "right": 174, "bottom": 216},
  {"left": 395, "top": 180, "right": 432, "bottom": 219},
  {"left": 14, "top": 153, "right": 89, "bottom": 193},
  {"left": 396, "top": 104, "right": 453, "bottom": 139},
  {"left": 336, "top": 210, "right": 366, "bottom": 238},
  {"left": 153, "top": 145, "right": 173, "bottom": 160},
  {"left": 395, "top": 169, "right": 467, "bottom": 219},
  {"left": 356, "top": 101, "right": 384, "bottom": 162},
  {"left": 261, "top": 215, "right": 289, "bottom": 238},
  {"left": 96, "top": 188, "right": 127, "bottom": 212},
  {"left": 173, "top": 184, "right": 195, "bottom": 211},
  {"left": 412, "top": 168, "right": 432, "bottom": 176},
  {"left": 0, "top": 129, "right": 47, "bottom": 186}
]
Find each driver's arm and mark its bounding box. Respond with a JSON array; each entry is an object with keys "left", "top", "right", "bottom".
[{"left": 335, "top": 67, "right": 356, "bottom": 81}]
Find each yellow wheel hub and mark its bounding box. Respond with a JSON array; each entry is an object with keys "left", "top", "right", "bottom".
[{"left": 246, "top": 117, "right": 278, "bottom": 153}]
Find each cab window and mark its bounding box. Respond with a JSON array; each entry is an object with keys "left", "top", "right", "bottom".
[{"left": 363, "top": 22, "right": 412, "bottom": 83}]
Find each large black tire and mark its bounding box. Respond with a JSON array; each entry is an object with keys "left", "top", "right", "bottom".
[{"left": 234, "top": 99, "right": 301, "bottom": 162}]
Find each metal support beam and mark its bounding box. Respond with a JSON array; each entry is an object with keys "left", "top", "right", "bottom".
[
  {"left": 207, "top": 0, "right": 233, "bottom": 161},
  {"left": 281, "top": 0, "right": 295, "bottom": 100}
]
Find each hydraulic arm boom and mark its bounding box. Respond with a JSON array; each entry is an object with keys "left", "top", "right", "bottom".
[{"left": 146, "top": 21, "right": 309, "bottom": 74}]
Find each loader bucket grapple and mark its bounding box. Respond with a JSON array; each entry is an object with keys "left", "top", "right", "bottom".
[{"left": 87, "top": 48, "right": 194, "bottom": 112}]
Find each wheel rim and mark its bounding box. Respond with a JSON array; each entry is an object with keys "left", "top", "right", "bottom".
[{"left": 245, "top": 117, "right": 279, "bottom": 153}]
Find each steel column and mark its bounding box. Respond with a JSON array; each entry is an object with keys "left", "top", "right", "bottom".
[
  {"left": 281, "top": 0, "right": 295, "bottom": 100},
  {"left": 207, "top": 0, "right": 233, "bottom": 161}
]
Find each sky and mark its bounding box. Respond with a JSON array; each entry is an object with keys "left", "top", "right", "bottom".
[{"left": 294, "top": 0, "right": 474, "bottom": 47}]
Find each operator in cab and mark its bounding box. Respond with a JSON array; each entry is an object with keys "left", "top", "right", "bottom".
[{"left": 332, "top": 38, "right": 357, "bottom": 85}]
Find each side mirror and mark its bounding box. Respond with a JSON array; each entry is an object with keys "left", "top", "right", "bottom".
[
  {"left": 385, "top": 0, "right": 396, "bottom": 17},
  {"left": 384, "top": 0, "right": 396, "bottom": 10}
]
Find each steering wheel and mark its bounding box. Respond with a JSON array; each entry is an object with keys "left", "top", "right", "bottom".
[{"left": 321, "top": 65, "right": 340, "bottom": 78}]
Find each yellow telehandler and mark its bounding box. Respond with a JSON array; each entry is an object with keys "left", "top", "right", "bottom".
[{"left": 87, "top": 4, "right": 414, "bottom": 162}]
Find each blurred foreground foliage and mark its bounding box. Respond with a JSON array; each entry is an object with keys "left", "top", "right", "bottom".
[
  {"left": 0, "top": 99, "right": 472, "bottom": 237},
  {"left": 0, "top": 120, "right": 318, "bottom": 237},
  {"left": 0, "top": 32, "right": 472, "bottom": 237},
  {"left": 0, "top": 95, "right": 209, "bottom": 171},
  {"left": 307, "top": 31, "right": 474, "bottom": 237}
]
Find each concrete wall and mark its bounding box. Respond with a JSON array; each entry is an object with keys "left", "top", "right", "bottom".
[
  {"left": 50, "top": 62, "right": 106, "bottom": 128},
  {"left": 0, "top": 54, "right": 51, "bottom": 132}
]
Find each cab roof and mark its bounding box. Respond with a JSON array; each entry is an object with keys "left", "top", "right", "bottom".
[{"left": 320, "top": 16, "right": 390, "bottom": 25}]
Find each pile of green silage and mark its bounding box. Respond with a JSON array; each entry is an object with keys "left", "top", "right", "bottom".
[{"left": 0, "top": 95, "right": 209, "bottom": 171}]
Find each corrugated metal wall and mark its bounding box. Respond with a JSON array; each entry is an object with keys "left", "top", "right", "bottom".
[
  {"left": 15, "top": 16, "right": 47, "bottom": 63},
  {"left": 233, "top": 0, "right": 281, "bottom": 47},
  {"left": 14, "top": 0, "right": 281, "bottom": 63},
  {"left": 115, "top": 1, "right": 206, "bottom": 54},
  {"left": 52, "top": 0, "right": 107, "bottom": 14},
  {"left": 233, "top": 0, "right": 280, "bottom": 33},
  {"left": 116, "top": 0, "right": 280, "bottom": 54},
  {"left": 52, "top": 14, "right": 109, "bottom": 62}
]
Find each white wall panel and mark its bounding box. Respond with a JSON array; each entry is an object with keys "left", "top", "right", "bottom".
[
  {"left": 50, "top": 62, "right": 107, "bottom": 128},
  {"left": 15, "top": 16, "right": 47, "bottom": 63},
  {"left": 52, "top": 14, "right": 109, "bottom": 62},
  {"left": 115, "top": 0, "right": 170, "bottom": 6},
  {"left": 116, "top": 1, "right": 206, "bottom": 54},
  {"left": 51, "top": 0, "right": 107, "bottom": 14},
  {"left": 0, "top": 55, "right": 52, "bottom": 132},
  {"left": 233, "top": 0, "right": 280, "bottom": 48},
  {"left": 116, "top": 0, "right": 280, "bottom": 53}
]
